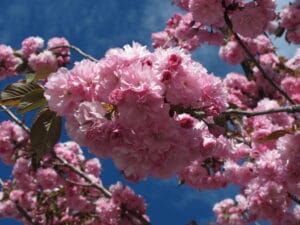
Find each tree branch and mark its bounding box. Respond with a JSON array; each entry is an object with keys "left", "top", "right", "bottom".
[
  {"left": 0, "top": 105, "right": 30, "bottom": 133},
  {"left": 288, "top": 193, "right": 300, "bottom": 205},
  {"left": 54, "top": 154, "right": 112, "bottom": 198},
  {"left": 222, "top": 1, "right": 295, "bottom": 105},
  {"left": 48, "top": 45, "right": 97, "bottom": 62},
  {"left": 54, "top": 154, "right": 151, "bottom": 225},
  {"left": 223, "top": 104, "right": 300, "bottom": 117},
  {"left": 15, "top": 203, "right": 41, "bottom": 225}
]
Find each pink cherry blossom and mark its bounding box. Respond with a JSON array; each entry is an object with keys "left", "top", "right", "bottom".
[
  {"left": 47, "top": 37, "right": 71, "bottom": 66},
  {"left": 281, "top": 76, "right": 300, "bottom": 103},
  {"left": 224, "top": 72, "right": 259, "bottom": 109},
  {"left": 0, "top": 44, "right": 21, "bottom": 79},
  {"left": 36, "top": 167, "right": 59, "bottom": 189},
  {"left": 219, "top": 40, "right": 245, "bottom": 65},
  {"left": 0, "top": 121, "right": 29, "bottom": 165},
  {"left": 280, "top": 1, "right": 300, "bottom": 44},
  {"left": 21, "top": 36, "right": 44, "bottom": 59},
  {"left": 231, "top": 2, "right": 274, "bottom": 38},
  {"left": 28, "top": 50, "right": 58, "bottom": 73},
  {"left": 189, "top": 0, "right": 224, "bottom": 27}
]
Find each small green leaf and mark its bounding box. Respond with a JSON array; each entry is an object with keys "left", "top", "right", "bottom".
[
  {"left": 17, "top": 89, "right": 46, "bottom": 114},
  {"left": 25, "top": 73, "right": 37, "bottom": 83},
  {"left": 1, "top": 82, "right": 42, "bottom": 106},
  {"left": 30, "top": 108, "right": 62, "bottom": 170}
]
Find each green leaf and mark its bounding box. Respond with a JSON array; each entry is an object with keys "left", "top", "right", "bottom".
[
  {"left": 17, "top": 89, "right": 46, "bottom": 114},
  {"left": 1, "top": 82, "right": 42, "bottom": 107},
  {"left": 25, "top": 73, "right": 37, "bottom": 83},
  {"left": 30, "top": 108, "right": 62, "bottom": 170}
]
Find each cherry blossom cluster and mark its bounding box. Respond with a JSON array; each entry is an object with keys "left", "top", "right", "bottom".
[
  {"left": 151, "top": 13, "right": 224, "bottom": 51},
  {"left": 280, "top": 0, "right": 300, "bottom": 44},
  {"left": 0, "top": 36, "right": 70, "bottom": 80},
  {"left": 0, "top": 121, "right": 148, "bottom": 225},
  {"left": 152, "top": 1, "right": 300, "bottom": 224},
  {"left": 0, "top": 121, "right": 29, "bottom": 165},
  {"left": 0, "top": 1, "right": 300, "bottom": 225},
  {"left": 154, "top": 0, "right": 277, "bottom": 52},
  {"left": 44, "top": 42, "right": 227, "bottom": 181},
  {"left": 174, "top": 0, "right": 276, "bottom": 37}
]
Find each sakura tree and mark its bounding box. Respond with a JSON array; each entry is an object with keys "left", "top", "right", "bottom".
[{"left": 0, "top": 0, "right": 300, "bottom": 224}]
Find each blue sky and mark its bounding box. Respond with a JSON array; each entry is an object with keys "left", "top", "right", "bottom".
[{"left": 0, "top": 1, "right": 297, "bottom": 225}]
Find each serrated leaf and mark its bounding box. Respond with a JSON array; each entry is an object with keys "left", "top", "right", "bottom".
[
  {"left": 30, "top": 108, "right": 62, "bottom": 170},
  {"left": 17, "top": 89, "right": 46, "bottom": 114},
  {"left": 257, "top": 129, "right": 294, "bottom": 143},
  {"left": 1, "top": 82, "right": 42, "bottom": 106}
]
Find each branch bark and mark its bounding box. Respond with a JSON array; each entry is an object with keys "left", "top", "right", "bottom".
[
  {"left": 48, "top": 45, "right": 97, "bottom": 62},
  {"left": 288, "top": 193, "right": 300, "bottom": 205},
  {"left": 0, "top": 105, "right": 30, "bottom": 133},
  {"left": 223, "top": 104, "right": 300, "bottom": 117},
  {"left": 54, "top": 154, "right": 151, "bottom": 225},
  {"left": 15, "top": 203, "right": 42, "bottom": 225}
]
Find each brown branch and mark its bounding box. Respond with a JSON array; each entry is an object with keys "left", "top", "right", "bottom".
[
  {"left": 222, "top": 1, "right": 295, "bottom": 105},
  {"left": 0, "top": 105, "right": 30, "bottom": 133},
  {"left": 288, "top": 193, "right": 300, "bottom": 205},
  {"left": 48, "top": 45, "right": 97, "bottom": 62},
  {"left": 54, "top": 154, "right": 151, "bottom": 225},
  {"left": 54, "top": 154, "right": 112, "bottom": 198},
  {"left": 57, "top": 171, "right": 95, "bottom": 188},
  {"left": 223, "top": 104, "right": 300, "bottom": 117},
  {"left": 15, "top": 203, "right": 41, "bottom": 225}
]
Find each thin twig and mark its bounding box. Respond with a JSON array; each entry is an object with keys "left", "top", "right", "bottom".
[
  {"left": 54, "top": 154, "right": 112, "bottom": 198},
  {"left": 48, "top": 45, "right": 97, "bottom": 62},
  {"left": 223, "top": 104, "right": 300, "bottom": 117},
  {"left": 0, "top": 105, "right": 30, "bottom": 133},
  {"left": 54, "top": 154, "right": 151, "bottom": 225},
  {"left": 59, "top": 173, "right": 94, "bottom": 188},
  {"left": 288, "top": 193, "right": 300, "bottom": 205},
  {"left": 222, "top": 1, "right": 295, "bottom": 105},
  {"left": 126, "top": 209, "right": 151, "bottom": 225},
  {"left": 15, "top": 203, "right": 41, "bottom": 225},
  {"left": 0, "top": 178, "right": 4, "bottom": 188}
]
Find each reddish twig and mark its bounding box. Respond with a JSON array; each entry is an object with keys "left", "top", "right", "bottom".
[{"left": 48, "top": 45, "right": 97, "bottom": 62}]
